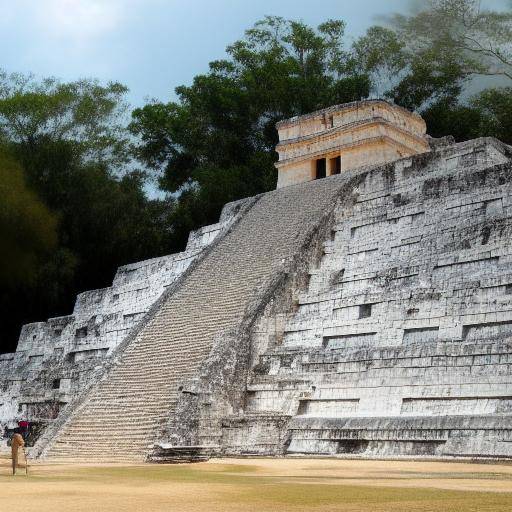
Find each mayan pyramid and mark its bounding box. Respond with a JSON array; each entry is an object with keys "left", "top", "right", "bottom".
[{"left": 2, "top": 100, "right": 511, "bottom": 462}]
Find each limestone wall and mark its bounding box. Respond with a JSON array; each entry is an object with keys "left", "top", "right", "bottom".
[
  {"left": 223, "top": 137, "right": 512, "bottom": 459},
  {"left": 0, "top": 200, "right": 246, "bottom": 436},
  {"left": 276, "top": 100, "right": 426, "bottom": 141},
  {"left": 275, "top": 100, "right": 429, "bottom": 188},
  {"left": 33, "top": 174, "right": 355, "bottom": 462}
]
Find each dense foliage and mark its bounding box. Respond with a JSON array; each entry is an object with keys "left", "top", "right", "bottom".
[
  {"left": 0, "top": 148, "right": 57, "bottom": 289},
  {"left": 0, "top": 73, "right": 172, "bottom": 352},
  {"left": 1, "top": 1, "right": 511, "bottom": 353},
  {"left": 130, "top": 17, "right": 371, "bottom": 243}
]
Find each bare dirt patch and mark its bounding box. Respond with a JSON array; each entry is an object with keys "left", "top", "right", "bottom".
[{"left": 1, "top": 456, "right": 511, "bottom": 512}]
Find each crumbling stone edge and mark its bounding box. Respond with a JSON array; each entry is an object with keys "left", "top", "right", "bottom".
[
  {"left": 159, "top": 170, "right": 369, "bottom": 458},
  {"left": 31, "top": 195, "right": 260, "bottom": 460}
]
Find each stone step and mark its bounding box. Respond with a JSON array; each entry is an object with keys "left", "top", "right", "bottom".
[{"left": 43, "top": 177, "right": 347, "bottom": 461}]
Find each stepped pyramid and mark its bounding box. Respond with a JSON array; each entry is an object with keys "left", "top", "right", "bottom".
[
  {"left": 6, "top": 100, "right": 512, "bottom": 462},
  {"left": 223, "top": 137, "right": 512, "bottom": 459},
  {"left": 36, "top": 178, "right": 350, "bottom": 461}
]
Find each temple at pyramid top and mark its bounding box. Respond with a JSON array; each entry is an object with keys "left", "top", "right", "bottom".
[{"left": 274, "top": 99, "right": 430, "bottom": 188}]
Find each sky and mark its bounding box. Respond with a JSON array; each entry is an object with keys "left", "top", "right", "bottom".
[
  {"left": 1, "top": 0, "right": 509, "bottom": 108},
  {"left": 2, "top": 0, "right": 508, "bottom": 108},
  {"left": 0, "top": 0, "right": 418, "bottom": 108}
]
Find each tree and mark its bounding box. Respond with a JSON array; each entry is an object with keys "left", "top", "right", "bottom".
[
  {"left": 130, "top": 17, "right": 370, "bottom": 245},
  {"left": 353, "top": 22, "right": 468, "bottom": 111},
  {"left": 0, "top": 72, "right": 171, "bottom": 353},
  {"left": 390, "top": 0, "right": 512, "bottom": 82},
  {"left": 471, "top": 86, "right": 512, "bottom": 144},
  {"left": 352, "top": 26, "right": 407, "bottom": 97},
  {"left": 387, "top": 46, "right": 466, "bottom": 111},
  {"left": 0, "top": 148, "right": 57, "bottom": 289},
  {"left": 353, "top": 1, "right": 512, "bottom": 140},
  {"left": 0, "top": 70, "right": 129, "bottom": 168}
]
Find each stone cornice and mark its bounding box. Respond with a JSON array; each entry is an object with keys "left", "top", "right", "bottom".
[
  {"left": 275, "top": 99, "right": 425, "bottom": 130},
  {"left": 275, "top": 134, "right": 426, "bottom": 169},
  {"left": 276, "top": 117, "right": 428, "bottom": 154}
]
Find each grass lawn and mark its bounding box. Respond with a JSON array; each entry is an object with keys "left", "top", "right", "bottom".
[{"left": 1, "top": 456, "right": 512, "bottom": 511}]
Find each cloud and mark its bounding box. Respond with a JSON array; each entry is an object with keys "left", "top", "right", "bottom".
[
  {"left": 0, "top": 0, "right": 142, "bottom": 47},
  {"left": 0, "top": 0, "right": 156, "bottom": 76},
  {"left": 32, "top": 0, "right": 124, "bottom": 42}
]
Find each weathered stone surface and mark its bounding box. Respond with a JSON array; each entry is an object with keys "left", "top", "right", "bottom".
[
  {"left": 0, "top": 199, "right": 247, "bottom": 438},
  {"left": 3, "top": 101, "right": 512, "bottom": 463},
  {"left": 33, "top": 175, "right": 352, "bottom": 462},
  {"left": 275, "top": 100, "right": 429, "bottom": 188},
  {"left": 223, "top": 137, "right": 512, "bottom": 459}
]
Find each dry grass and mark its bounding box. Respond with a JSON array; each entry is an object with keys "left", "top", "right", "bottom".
[{"left": 1, "top": 455, "right": 512, "bottom": 511}]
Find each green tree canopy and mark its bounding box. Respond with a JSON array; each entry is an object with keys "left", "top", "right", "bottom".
[
  {"left": 0, "top": 71, "right": 129, "bottom": 167},
  {"left": 0, "top": 148, "right": 57, "bottom": 288},
  {"left": 0, "top": 72, "right": 171, "bottom": 353},
  {"left": 390, "top": 0, "right": 512, "bottom": 82},
  {"left": 130, "top": 16, "right": 371, "bottom": 243},
  {"left": 352, "top": 1, "right": 512, "bottom": 141}
]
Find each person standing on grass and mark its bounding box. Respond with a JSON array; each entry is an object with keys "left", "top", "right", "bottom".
[{"left": 11, "top": 430, "right": 25, "bottom": 475}]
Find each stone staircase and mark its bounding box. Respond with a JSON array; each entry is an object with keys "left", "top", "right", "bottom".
[
  {"left": 225, "top": 140, "right": 512, "bottom": 460},
  {"left": 39, "top": 176, "right": 351, "bottom": 462}
]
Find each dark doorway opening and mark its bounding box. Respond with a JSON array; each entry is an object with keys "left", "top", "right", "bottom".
[
  {"left": 316, "top": 158, "right": 326, "bottom": 179},
  {"left": 330, "top": 156, "right": 341, "bottom": 175},
  {"left": 358, "top": 303, "right": 372, "bottom": 319}
]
